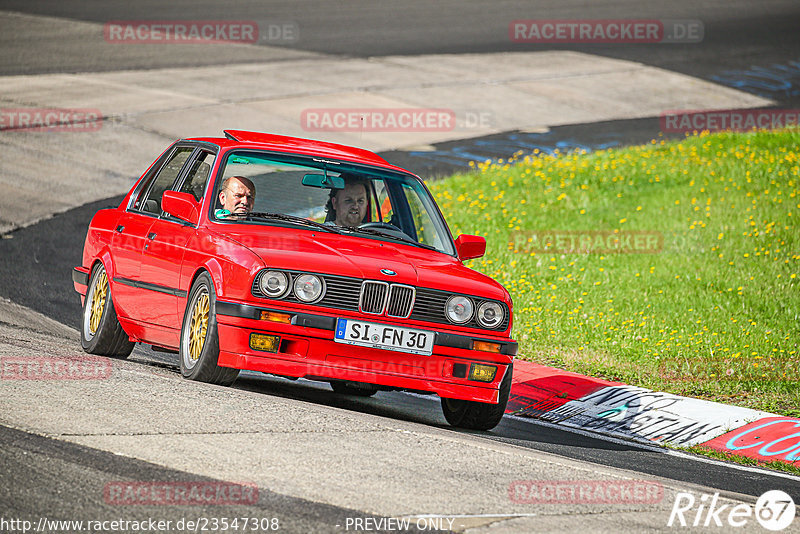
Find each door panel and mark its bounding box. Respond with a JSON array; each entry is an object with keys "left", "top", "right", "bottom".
[
  {"left": 109, "top": 212, "right": 155, "bottom": 320},
  {"left": 136, "top": 149, "right": 212, "bottom": 331},
  {"left": 138, "top": 219, "right": 195, "bottom": 329}
]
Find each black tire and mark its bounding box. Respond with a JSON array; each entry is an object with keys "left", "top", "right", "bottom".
[
  {"left": 441, "top": 362, "right": 513, "bottom": 431},
  {"left": 80, "top": 263, "right": 134, "bottom": 358},
  {"left": 179, "top": 272, "right": 239, "bottom": 386},
  {"left": 330, "top": 381, "right": 379, "bottom": 397}
]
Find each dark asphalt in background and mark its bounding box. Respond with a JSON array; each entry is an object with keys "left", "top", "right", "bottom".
[{"left": 1, "top": 0, "right": 799, "bottom": 83}]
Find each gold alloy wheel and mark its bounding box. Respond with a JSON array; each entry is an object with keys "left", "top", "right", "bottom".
[
  {"left": 188, "top": 291, "right": 210, "bottom": 361},
  {"left": 88, "top": 270, "right": 108, "bottom": 335}
]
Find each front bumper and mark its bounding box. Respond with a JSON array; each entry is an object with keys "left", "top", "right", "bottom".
[
  {"left": 215, "top": 300, "right": 516, "bottom": 403},
  {"left": 73, "top": 266, "right": 90, "bottom": 295}
]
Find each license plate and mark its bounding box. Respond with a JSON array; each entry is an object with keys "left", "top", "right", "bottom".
[{"left": 334, "top": 318, "right": 434, "bottom": 356}]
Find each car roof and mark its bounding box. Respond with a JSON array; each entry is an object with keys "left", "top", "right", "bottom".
[{"left": 186, "top": 130, "right": 414, "bottom": 175}]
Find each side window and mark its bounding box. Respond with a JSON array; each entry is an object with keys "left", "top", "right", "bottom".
[
  {"left": 374, "top": 180, "right": 395, "bottom": 223},
  {"left": 137, "top": 147, "right": 193, "bottom": 214},
  {"left": 402, "top": 183, "right": 443, "bottom": 249},
  {"left": 179, "top": 151, "right": 215, "bottom": 201}
]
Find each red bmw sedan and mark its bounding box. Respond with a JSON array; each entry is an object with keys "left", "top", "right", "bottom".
[{"left": 74, "top": 130, "right": 516, "bottom": 430}]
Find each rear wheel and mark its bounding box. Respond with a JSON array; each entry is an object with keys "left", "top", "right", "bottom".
[
  {"left": 179, "top": 272, "right": 239, "bottom": 386},
  {"left": 80, "top": 263, "right": 134, "bottom": 358},
  {"left": 441, "top": 362, "right": 512, "bottom": 431},
  {"left": 330, "top": 381, "right": 379, "bottom": 397}
]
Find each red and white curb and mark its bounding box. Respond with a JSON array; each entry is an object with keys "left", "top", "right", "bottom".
[{"left": 507, "top": 360, "right": 800, "bottom": 467}]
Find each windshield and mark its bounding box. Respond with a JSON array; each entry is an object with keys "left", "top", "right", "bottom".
[{"left": 212, "top": 150, "right": 456, "bottom": 255}]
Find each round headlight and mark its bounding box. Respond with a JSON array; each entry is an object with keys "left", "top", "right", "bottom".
[
  {"left": 259, "top": 271, "right": 289, "bottom": 298},
  {"left": 293, "top": 274, "right": 325, "bottom": 302},
  {"left": 477, "top": 301, "right": 504, "bottom": 328},
  {"left": 445, "top": 295, "right": 474, "bottom": 324}
]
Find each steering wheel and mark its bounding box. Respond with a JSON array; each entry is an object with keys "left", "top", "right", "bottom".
[{"left": 358, "top": 222, "right": 403, "bottom": 232}]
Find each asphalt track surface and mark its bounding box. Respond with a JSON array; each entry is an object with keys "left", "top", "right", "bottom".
[
  {"left": 1, "top": 0, "right": 799, "bottom": 80},
  {"left": 1, "top": 424, "right": 385, "bottom": 533},
  {"left": 1, "top": 0, "right": 800, "bottom": 528}
]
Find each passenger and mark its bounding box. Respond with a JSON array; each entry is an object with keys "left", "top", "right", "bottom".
[{"left": 216, "top": 175, "right": 255, "bottom": 218}]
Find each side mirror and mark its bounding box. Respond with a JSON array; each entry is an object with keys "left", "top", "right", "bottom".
[
  {"left": 162, "top": 190, "right": 200, "bottom": 225},
  {"left": 455, "top": 234, "right": 486, "bottom": 261}
]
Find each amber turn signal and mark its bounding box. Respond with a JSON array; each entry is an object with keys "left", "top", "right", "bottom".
[
  {"left": 472, "top": 340, "right": 501, "bottom": 353},
  {"left": 260, "top": 311, "right": 292, "bottom": 323}
]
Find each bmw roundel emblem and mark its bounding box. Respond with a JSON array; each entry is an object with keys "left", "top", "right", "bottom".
[{"left": 380, "top": 268, "right": 397, "bottom": 276}]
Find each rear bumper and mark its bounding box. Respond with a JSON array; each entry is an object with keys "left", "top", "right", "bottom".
[{"left": 215, "top": 300, "right": 515, "bottom": 403}]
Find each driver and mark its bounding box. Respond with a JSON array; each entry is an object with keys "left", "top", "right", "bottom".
[
  {"left": 327, "top": 176, "right": 369, "bottom": 227},
  {"left": 216, "top": 175, "right": 255, "bottom": 219}
]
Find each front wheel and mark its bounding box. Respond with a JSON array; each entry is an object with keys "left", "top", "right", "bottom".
[
  {"left": 80, "top": 263, "right": 134, "bottom": 358},
  {"left": 179, "top": 272, "right": 239, "bottom": 386},
  {"left": 441, "top": 362, "right": 512, "bottom": 431}
]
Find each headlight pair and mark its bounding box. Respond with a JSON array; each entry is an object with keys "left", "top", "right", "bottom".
[
  {"left": 445, "top": 295, "right": 504, "bottom": 328},
  {"left": 258, "top": 271, "right": 325, "bottom": 303}
]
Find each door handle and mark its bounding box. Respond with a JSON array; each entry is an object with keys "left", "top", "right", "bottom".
[
  {"left": 147, "top": 232, "right": 157, "bottom": 240},
  {"left": 115, "top": 225, "right": 125, "bottom": 233}
]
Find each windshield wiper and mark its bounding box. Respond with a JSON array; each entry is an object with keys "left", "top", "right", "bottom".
[
  {"left": 347, "top": 226, "right": 440, "bottom": 252},
  {"left": 247, "top": 212, "right": 342, "bottom": 234}
]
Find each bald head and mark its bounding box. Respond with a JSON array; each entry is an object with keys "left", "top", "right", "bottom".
[{"left": 219, "top": 175, "right": 255, "bottom": 216}]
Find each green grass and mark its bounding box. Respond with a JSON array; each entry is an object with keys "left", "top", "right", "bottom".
[
  {"left": 428, "top": 129, "right": 799, "bottom": 416},
  {"left": 683, "top": 445, "right": 800, "bottom": 475}
]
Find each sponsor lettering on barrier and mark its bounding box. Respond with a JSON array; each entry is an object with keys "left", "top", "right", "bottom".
[
  {"left": 541, "top": 386, "right": 737, "bottom": 446},
  {"left": 505, "top": 366, "right": 613, "bottom": 416},
  {"left": 701, "top": 417, "right": 800, "bottom": 464}
]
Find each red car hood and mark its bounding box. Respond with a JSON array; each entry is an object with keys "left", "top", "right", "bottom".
[{"left": 221, "top": 227, "right": 510, "bottom": 302}]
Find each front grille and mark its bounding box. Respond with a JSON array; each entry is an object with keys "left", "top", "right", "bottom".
[
  {"left": 386, "top": 284, "right": 415, "bottom": 318},
  {"left": 359, "top": 281, "right": 388, "bottom": 315}
]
